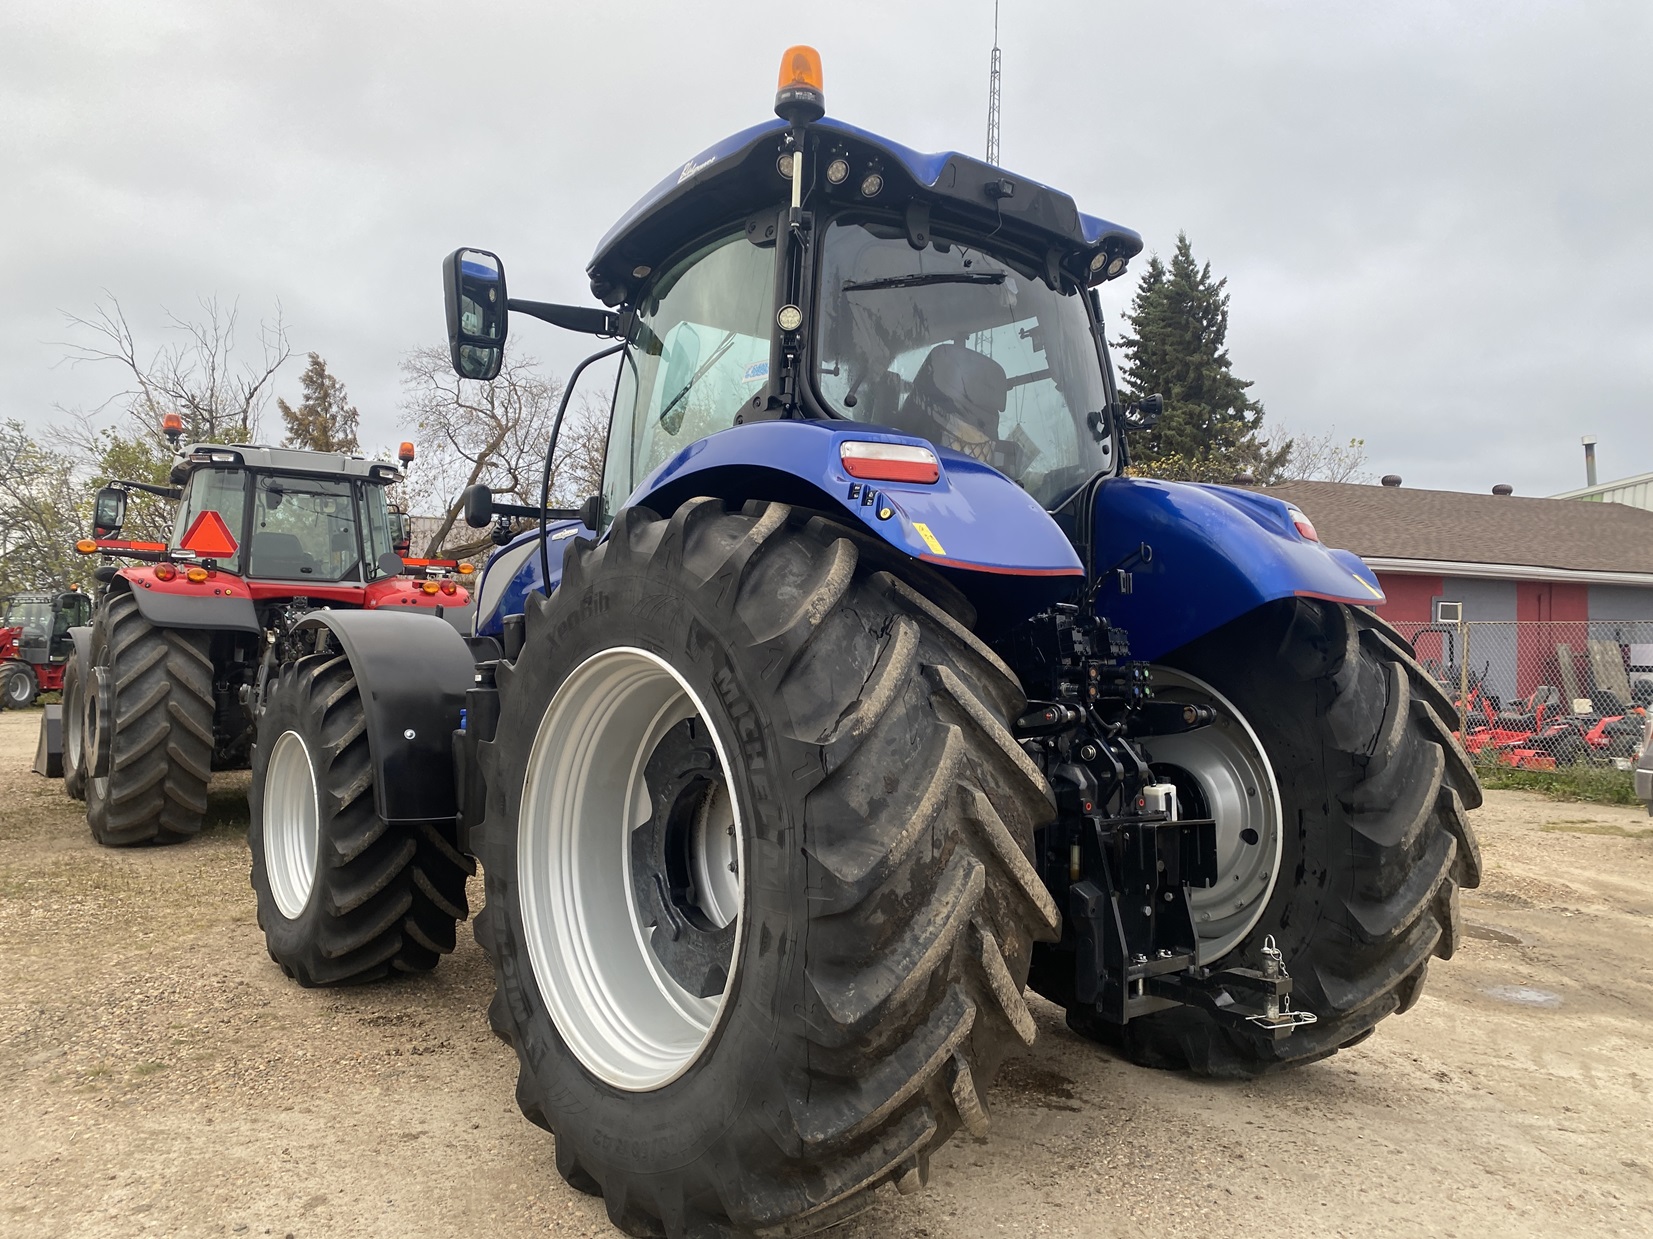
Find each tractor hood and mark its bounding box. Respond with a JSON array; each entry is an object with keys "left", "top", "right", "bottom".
[
  {"left": 1090, "top": 477, "right": 1387, "bottom": 663},
  {"left": 587, "top": 117, "right": 1143, "bottom": 306}
]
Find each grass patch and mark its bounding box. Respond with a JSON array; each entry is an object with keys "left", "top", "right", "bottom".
[
  {"left": 131, "top": 1061, "right": 169, "bottom": 1077},
  {"left": 1475, "top": 760, "right": 1641, "bottom": 806}
]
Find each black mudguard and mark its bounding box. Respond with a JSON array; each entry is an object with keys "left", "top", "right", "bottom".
[
  {"left": 290, "top": 611, "right": 475, "bottom": 826},
  {"left": 127, "top": 585, "right": 261, "bottom": 633}
]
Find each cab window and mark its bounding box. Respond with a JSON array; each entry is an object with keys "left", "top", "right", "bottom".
[
  {"left": 248, "top": 476, "right": 362, "bottom": 582},
  {"left": 172, "top": 468, "right": 248, "bottom": 572},
  {"left": 602, "top": 231, "right": 774, "bottom": 519}
]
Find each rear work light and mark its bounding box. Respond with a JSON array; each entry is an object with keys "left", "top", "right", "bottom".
[
  {"left": 1286, "top": 506, "right": 1319, "bottom": 542},
  {"left": 839, "top": 441, "right": 940, "bottom": 484}
]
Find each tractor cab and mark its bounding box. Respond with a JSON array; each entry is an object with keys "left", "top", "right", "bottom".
[
  {"left": 162, "top": 444, "right": 408, "bottom": 585},
  {"left": 2, "top": 590, "right": 91, "bottom": 707}
]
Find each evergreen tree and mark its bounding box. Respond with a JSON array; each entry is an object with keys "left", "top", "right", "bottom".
[
  {"left": 278, "top": 353, "right": 360, "bottom": 454},
  {"left": 1116, "top": 234, "right": 1285, "bottom": 481}
]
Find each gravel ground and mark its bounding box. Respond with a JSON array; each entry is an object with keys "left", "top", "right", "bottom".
[{"left": 2, "top": 706, "right": 1650, "bottom": 1238}]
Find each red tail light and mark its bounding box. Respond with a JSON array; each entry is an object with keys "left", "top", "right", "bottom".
[{"left": 839, "top": 441, "right": 940, "bottom": 484}]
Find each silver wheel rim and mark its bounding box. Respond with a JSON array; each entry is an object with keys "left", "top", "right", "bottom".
[
  {"left": 1139, "top": 667, "right": 1283, "bottom": 963},
  {"left": 519, "top": 646, "right": 745, "bottom": 1092},
  {"left": 264, "top": 730, "right": 321, "bottom": 919}
]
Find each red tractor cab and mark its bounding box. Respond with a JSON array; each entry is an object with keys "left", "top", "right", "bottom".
[
  {"left": 57, "top": 441, "right": 471, "bottom": 846},
  {"left": 1, "top": 591, "right": 92, "bottom": 708}
]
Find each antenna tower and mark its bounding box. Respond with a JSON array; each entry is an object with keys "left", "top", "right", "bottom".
[{"left": 986, "top": 0, "right": 1002, "bottom": 165}]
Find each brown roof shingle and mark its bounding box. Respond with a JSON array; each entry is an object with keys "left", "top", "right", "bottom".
[{"left": 1257, "top": 480, "right": 1653, "bottom": 574}]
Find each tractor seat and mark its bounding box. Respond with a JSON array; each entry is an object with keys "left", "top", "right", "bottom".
[
  {"left": 892, "top": 344, "right": 1009, "bottom": 462},
  {"left": 253, "top": 532, "right": 316, "bottom": 577}
]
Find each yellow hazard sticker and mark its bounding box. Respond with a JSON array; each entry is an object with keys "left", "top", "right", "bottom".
[{"left": 913, "top": 522, "right": 946, "bottom": 556}]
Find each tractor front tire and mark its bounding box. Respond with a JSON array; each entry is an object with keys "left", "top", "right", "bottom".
[
  {"left": 84, "top": 593, "right": 214, "bottom": 846},
  {"left": 473, "top": 500, "right": 1060, "bottom": 1237},
  {"left": 1040, "top": 600, "right": 1482, "bottom": 1076},
  {"left": 61, "top": 653, "right": 87, "bottom": 800},
  {"left": 248, "top": 653, "right": 473, "bottom": 985},
  {"left": 4, "top": 663, "right": 38, "bottom": 710}
]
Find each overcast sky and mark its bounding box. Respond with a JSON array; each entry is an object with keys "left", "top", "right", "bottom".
[{"left": 3, "top": 1, "right": 1648, "bottom": 498}]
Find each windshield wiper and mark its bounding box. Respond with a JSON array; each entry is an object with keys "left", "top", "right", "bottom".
[
  {"left": 658, "top": 331, "right": 737, "bottom": 431},
  {"left": 842, "top": 272, "right": 1007, "bottom": 292}
]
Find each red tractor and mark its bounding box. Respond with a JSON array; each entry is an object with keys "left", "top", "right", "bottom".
[
  {"left": 56, "top": 437, "right": 473, "bottom": 848},
  {"left": 2, "top": 591, "right": 93, "bottom": 709}
]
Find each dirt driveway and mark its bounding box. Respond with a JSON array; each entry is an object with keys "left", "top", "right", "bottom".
[{"left": 1, "top": 706, "right": 1650, "bottom": 1238}]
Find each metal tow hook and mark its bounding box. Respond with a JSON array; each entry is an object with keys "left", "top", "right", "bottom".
[{"left": 1247, "top": 935, "right": 1319, "bottom": 1033}]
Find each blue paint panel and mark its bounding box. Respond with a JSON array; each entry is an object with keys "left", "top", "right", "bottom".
[
  {"left": 473, "top": 520, "right": 588, "bottom": 638},
  {"left": 1090, "top": 478, "right": 1387, "bottom": 662},
  {"left": 631, "top": 418, "right": 1081, "bottom": 580}
]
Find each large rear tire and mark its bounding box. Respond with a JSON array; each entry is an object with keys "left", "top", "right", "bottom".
[
  {"left": 61, "top": 653, "right": 87, "bottom": 800},
  {"left": 473, "top": 499, "right": 1060, "bottom": 1237},
  {"left": 84, "top": 593, "right": 214, "bottom": 846},
  {"left": 1036, "top": 600, "right": 1482, "bottom": 1076},
  {"left": 248, "top": 653, "right": 473, "bottom": 985}
]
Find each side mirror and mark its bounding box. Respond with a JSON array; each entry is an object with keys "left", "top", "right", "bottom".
[
  {"left": 578, "top": 493, "right": 603, "bottom": 531},
  {"left": 92, "top": 486, "right": 126, "bottom": 538},
  {"left": 1121, "top": 393, "right": 1164, "bottom": 431},
  {"left": 377, "top": 551, "right": 406, "bottom": 578},
  {"left": 461, "top": 484, "right": 495, "bottom": 529},
  {"left": 444, "top": 248, "right": 508, "bottom": 381}
]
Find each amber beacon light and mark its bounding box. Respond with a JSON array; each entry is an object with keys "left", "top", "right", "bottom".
[{"left": 774, "top": 45, "right": 824, "bottom": 123}]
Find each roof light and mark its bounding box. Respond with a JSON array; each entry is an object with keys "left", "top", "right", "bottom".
[
  {"left": 826, "top": 157, "right": 849, "bottom": 185},
  {"left": 398, "top": 441, "right": 415, "bottom": 464},
  {"left": 153, "top": 563, "right": 177, "bottom": 582},
  {"left": 859, "top": 172, "right": 883, "bottom": 198},
  {"left": 776, "top": 153, "right": 795, "bottom": 180},
  {"left": 162, "top": 412, "right": 184, "bottom": 442},
  {"left": 774, "top": 45, "right": 825, "bottom": 124},
  {"left": 840, "top": 441, "right": 940, "bottom": 484},
  {"left": 1287, "top": 506, "right": 1319, "bottom": 542}
]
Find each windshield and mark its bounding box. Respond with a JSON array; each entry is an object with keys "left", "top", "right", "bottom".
[
  {"left": 3, "top": 598, "right": 51, "bottom": 636},
  {"left": 249, "top": 476, "right": 363, "bottom": 582},
  {"left": 815, "top": 218, "right": 1111, "bottom": 509}
]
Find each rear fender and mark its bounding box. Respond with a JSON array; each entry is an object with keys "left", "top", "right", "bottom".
[
  {"left": 289, "top": 611, "right": 474, "bottom": 825},
  {"left": 628, "top": 420, "right": 1083, "bottom": 628},
  {"left": 1090, "top": 477, "right": 1385, "bottom": 662},
  {"left": 115, "top": 567, "right": 260, "bottom": 633}
]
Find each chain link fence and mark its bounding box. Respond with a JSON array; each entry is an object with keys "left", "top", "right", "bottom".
[{"left": 1390, "top": 619, "right": 1653, "bottom": 768}]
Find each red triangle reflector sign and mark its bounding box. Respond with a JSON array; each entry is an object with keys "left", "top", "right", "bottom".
[{"left": 180, "top": 510, "right": 239, "bottom": 559}]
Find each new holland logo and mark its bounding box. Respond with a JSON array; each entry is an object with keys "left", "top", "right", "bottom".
[{"left": 677, "top": 153, "right": 716, "bottom": 184}]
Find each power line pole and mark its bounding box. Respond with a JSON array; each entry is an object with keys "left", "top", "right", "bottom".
[{"left": 986, "top": 0, "right": 1002, "bottom": 165}]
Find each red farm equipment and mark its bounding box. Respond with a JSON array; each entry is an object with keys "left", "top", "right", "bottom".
[{"left": 50, "top": 435, "right": 472, "bottom": 848}]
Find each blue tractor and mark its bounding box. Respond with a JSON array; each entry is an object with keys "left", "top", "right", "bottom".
[{"left": 247, "top": 48, "right": 1482, "bottom": 1237}]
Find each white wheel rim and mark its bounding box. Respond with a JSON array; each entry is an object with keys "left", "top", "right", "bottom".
[
  {"left": 1139, "top": 667, "right": 1284, "bottom": 964},
  {"left": 519, "top": 646, "right": 746, "bottom": 1092},
  {"left": 264, "top": 729, "right": 321, "bottom": 919}
]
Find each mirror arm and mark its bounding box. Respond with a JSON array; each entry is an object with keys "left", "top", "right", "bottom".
[
  {"left": 508, "top": 299, "right": 623, "bottom": 337},
  {"left": 495, "top": 501, "right": 580, "bottom": 521},
  {"left": 540, "top": 341, "right": 626, "bottom": 591},
  {"left": 110, "top": 479, "right": 184, "bottom": 500}
]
